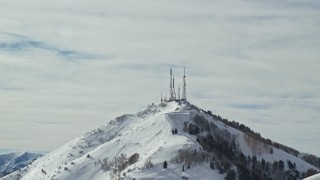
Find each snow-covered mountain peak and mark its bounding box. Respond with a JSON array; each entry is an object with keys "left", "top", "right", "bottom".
[
  {"left": 2, "top": 101, "right": 319, "bottom": 180},
  {"left": 2, "top": 101, "right": 195, "bottom": 180}
]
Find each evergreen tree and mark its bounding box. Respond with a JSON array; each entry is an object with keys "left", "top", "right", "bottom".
[
  {"left": 225, "top": 170, "right": 236, "bottom": 180},
  {"left": 252, "top": 156, "right": 257, "bottom": 165},
  {"left": 163, "top": 161, "right": 167, "bottom": 169},
  {"left": 270, "top": 148, "right": 273, "bottom": 154},
  {"left": 288, "top": 160, "right": 294, "bottom": 169},
  {"left": 210, "top": 161, "right": 215, "bottom": 169},
  {"left": 279, "top": 160, "right": 284, "bottom": 170},
  {"left": 237, "top": 164, "right": 250, "bottom": 180},
  {"left": 261, "top": 158, "right": 266, "bottom": 169},
  {"left": 272, "top": 161, "right": 278, "bottom": 170}
]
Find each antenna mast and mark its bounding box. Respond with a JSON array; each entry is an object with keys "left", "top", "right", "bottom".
[
  {"left": 178, "top": 85, "right": 180, "bottom": 100},
  {"left": 173, "top": 74, "right": 176, "bottom": 100},
  {"left": 169, "top": 68, "right": 173, "bottom": 101},
  {"left": 182, "top": 67, "right": 187, "bottom": 101}
]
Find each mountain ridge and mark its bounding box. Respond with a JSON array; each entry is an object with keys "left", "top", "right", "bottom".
[
  {"left": 0, "top": 152, "right": 42, "bottom": 177},
  {"left": 2, "top": 101, "right": 319, "bottom": 179}
]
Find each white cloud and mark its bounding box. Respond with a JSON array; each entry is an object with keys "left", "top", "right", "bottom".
[{"left": 0, "top": 0, "right": 319, "bottom": 156}]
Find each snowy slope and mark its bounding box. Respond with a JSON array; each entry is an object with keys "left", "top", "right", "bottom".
[
  {"left": 2, "top": 102, "right": 224, "bottom": 180},
  {"left": 2, "top": 101, "right": 318, "bottom": 180},
  {"left": 304, "top": 173, "right": 320, "bottom": 180},
  {"left": 192, "top": 110, "right": 318, "bottom": 173},
  {"left": 0, "top": 152, "right": 42, "bottom": 177}
]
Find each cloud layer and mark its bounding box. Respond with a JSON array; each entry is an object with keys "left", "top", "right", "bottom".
[{"left": 0, "top": 0, "right": 319, "bottom": 156}]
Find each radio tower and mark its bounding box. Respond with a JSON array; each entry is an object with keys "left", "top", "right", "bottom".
[
  {"left": 173, "top": 74, "right": 176, "bottom": 100},
  {"left": 178, "top": 85, "right": 180, "bottom": 100},
  {"left": 182, "top": 67, "right": 187, "bottom": 101},
  {"left": 169, "top": 68, "right": 174, "bottom": 101}
]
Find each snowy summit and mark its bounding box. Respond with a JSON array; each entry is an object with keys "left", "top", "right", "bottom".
[{"left": 2, "top": 101, "right": 319, "bottom": 180}]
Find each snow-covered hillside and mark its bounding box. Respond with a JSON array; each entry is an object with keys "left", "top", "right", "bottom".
[
  {"left": 2, "top": 101, "right": 319, "bottom": 180},
  {"left": 304, "top": 173, "right": 320, "bottom": 180},
  {"left": 0, "top": 152, "right": 42, "bottom": 177}
]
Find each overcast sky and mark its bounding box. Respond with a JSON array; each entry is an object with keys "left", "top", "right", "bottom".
[{"left": 0, "top": 0, "right": 319, "bottom": 156}]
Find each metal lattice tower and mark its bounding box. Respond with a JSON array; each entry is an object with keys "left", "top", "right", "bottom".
[
  {"left": 169, "top": 68, "right": 175, "bottom": 101},
  {"left": 173, "top": 74, "right": 176, "bottom": 100},
  {"left": 182, "top": 67, "right": 187, "bottom": 101},
  {"left": 178, "top": 85, "right": 180, "bottom": 100}
]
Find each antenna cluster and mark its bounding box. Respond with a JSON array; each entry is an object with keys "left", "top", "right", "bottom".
[{"left": 161, "top": 67, "right": 187, "bottom": 102}]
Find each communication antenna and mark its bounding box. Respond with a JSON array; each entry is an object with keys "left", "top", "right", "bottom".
[
  {"left": 182, "top": 67, "right": 187, "bottom": 101},
  {"left": 173, "top": 74, "right": 176, "bottom": 100},
  {"left": 170, "top": 68, "right": 173, "bottom": 101},
  {"left": 178, "top": 85, "right": 180, "bottom": 100}
]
